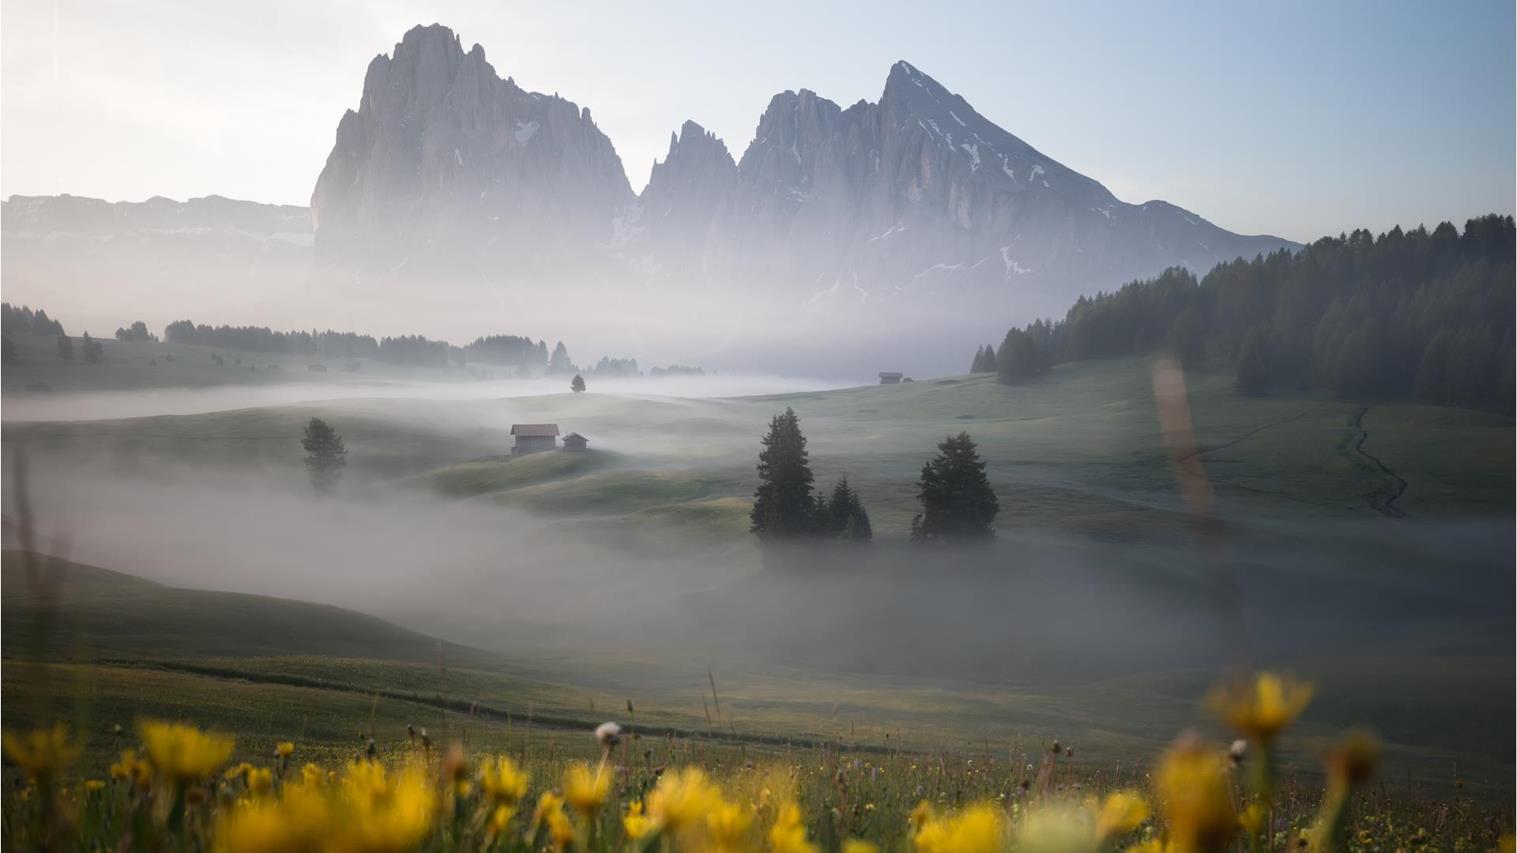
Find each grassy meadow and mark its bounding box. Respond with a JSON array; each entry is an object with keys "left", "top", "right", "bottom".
[{"left": 1, "top": 341, "right": 1512, "bottom": 849}]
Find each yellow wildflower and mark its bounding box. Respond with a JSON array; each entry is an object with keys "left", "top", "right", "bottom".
[
  {"left": 1096, "top": 790, "right": 1150, "bottom": 843},
  {"left": 225, "top": 762, "right": 254, "bottom": 782},
  {"left": 649, "top": 767, "right": 722, "bottom": 833},
  {"left": 274, "top": 741, "right": 295, "bottom": 760},
  {"left": 488, "top": 804, "right": 516, "bottom": 834},
  {"left": 843, "top": 840, "right": 880, "bottom": 853},
  {"left": 910, "top": 799, "right": 934, "bottom": 830},
  {"left": 563, "top": 761, "right": 611, "bottom": 817},
  {"left": 769, "top": 801, "right": 819, "bottom": 853},
  {"left": 624, "top": 800, "right": 656, "bottom": 840},
  {"left": 1154, "top": 737, "right": 1235, "bottom": 853},
  {"left": 533, "top": 791, "right": 566, "bottom": 829},
  {"left": 246, "top": 766, "right": 274, "bottom": 797},
  {"left": 479, "top": 755, "right": 530, "bottom": 807},
  {"left": 707, "top": 799, "right": 755, "bottom": 851},
  {"left": 300, "top": 763, "right": 325, "bottom": 788},
  {"left": 335, "top": 760, "right": 437, "bottom": 853},
  {"left": 110, "top": 749, "right": 152, "bottom": 789},
  {"left": 914, "top": 803, "right": 1006, "bottom": 853},
  {"left": 1238, "top": 802, "right": 1267, "bottom": 836},
  {"left": 138, "top": 720, "right": 235, "bottom": 784},
  {"left": 83, "top": 779, "right": 106, "bottom": 793},
  {"left": 213, "top": 782, "right": 332, "bottom": 853},
  {"left": 548, "top": 808, "right": 575, "bottom": 849},
  {"left": 1206, "top": 673, "right": 1313, "bottom": 743},
  {"left": 2, "top": 723, "right": 80, "bottom": 780}
]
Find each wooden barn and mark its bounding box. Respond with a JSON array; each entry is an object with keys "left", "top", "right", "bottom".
[
  {"left": 562, "top": 432, "right": 589, "bottom": 452},
  {"left": 510, "top": 423, "right": 559, "bottom": 455}
]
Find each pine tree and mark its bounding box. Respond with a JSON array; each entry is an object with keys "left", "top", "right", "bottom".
[
  {"left": 81, "top": 332, "right": 103, "bottom": 364},
  {"left": 301, "top": 417, "right": 347, "bottom": 494},
  {"left": 549, "top": 341, "right": 574, "bottom": 374},
  {"left": 910, "top": 432, "right": 999, "bottom": 544},
  {"left": 56, "top": 334, "right": 73, "bottom": 360},
  {"left": 2, "top": 335, "right": 15, "bottom": 365},
  {"left": 571, "top": 374, "right": 586, "bottom": 393},
  {"left": 824, "top": 476, "right": 872, "bottom": 542},
  {"left": 750, "top": 408, "right": 819, "bottom": 541}
]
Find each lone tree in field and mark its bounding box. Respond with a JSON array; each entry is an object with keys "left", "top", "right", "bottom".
[
  {"left": 301, "top": 417, "right": 347, "bottom": 493},
  {"left": 823, "top": 476, "right": 872, "bottom": 542},
  {"left": 571, "top": 373, "right": 586, "bottom": 393},
  {"left": 750, "top": 407, "right": 819, "bottom": 540},
  {"left": 911, "top": 432, "right": 999, "bottom": 543}
]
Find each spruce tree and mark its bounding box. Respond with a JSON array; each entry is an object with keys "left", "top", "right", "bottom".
[
  {"left": 911, "top": 432, "right": 999, "bottom": 543},
  {"left": 749, "top": 408, "right": 818, "bottom": 540},
  {"left": 825, "top": 476, "right": 872, "bottom": 542},
  {"left": 301, "top": 417, "right": 347, "bottom": 494},
  {"left": 571, "top": 373, "right": 586, "bottom": 393}
]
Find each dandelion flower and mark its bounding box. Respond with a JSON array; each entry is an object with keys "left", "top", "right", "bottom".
[
  {"left": 533, "top": 791, "right": 566, "bottom": 830},
  {"left": 2, "top": 723, "right": 80, "bottom": 780},
  {"left": 479, "top": 755, "right": 529, "bottom": 807},
  {"left": 300, "top": 763, "right": 325, "bottom": 788},
  {"left": 110, "top": 749, "right": 152, "bottom": 789},
  {"left": 914, "top": 803, "right": 1006, "bottom": 853},
  {"left": 488, "top": 804, "right": 516, "bottom": 835},
  {"left": 213, "top": 781, "right": 332, "bottom": 853},
  {"left": 623, "top": 800, "right": 656, "bottom": 841},
  {"left": 769, "top": 801, "right": 819, "bottom": 853},
  {"left": 336, "top": 760, "right": 436, "bottom": 853},
  {"left": 83, "top": 779, "right": 106, "bottom": 793},
  {"left": 706, "top": 799, "right": 754, "bottom": 850},
  {"left": 563, "top": 761, "right": 611, "bottom": 817},
  {"left": 1096, "top": 790, "right": 1151, "bottom": 843},
  {"left": 1154, "top": 736, "right": 1235, "bottom": 853},
  {"left": 649, "top": 767, "right": 722, "bottom": 833},
  {"left": 547, "top": 806, "right": 575, "bottom": 850},
  {"left": 1206, "top": 673, "right": 1313, "bottom": 743},
  {"left": 247, "top": 766, "right": 274, "bottom": 797},
  {"left": 595, "top": 721, "right": 623, "bottom": 748},
  {"left": 274, "top": 741, "right": 295, "bottom": 760},
  {"left": 843, "top": 840, "right": 880, "bottom": 853},
  {"left": 138, "top": 720, "right": 235, "bottom": 784}
]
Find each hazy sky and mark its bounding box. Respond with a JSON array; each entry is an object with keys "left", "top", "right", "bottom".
[{"left": 2, "top": 0, "right": 1512, "bottom": 242}]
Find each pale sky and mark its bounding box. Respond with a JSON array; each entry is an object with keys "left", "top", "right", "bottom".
[{"left": 2, "top": 0, "right": 1512, "bottom": 243}]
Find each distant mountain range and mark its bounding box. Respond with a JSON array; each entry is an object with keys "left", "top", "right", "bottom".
[
  {"left": 308, "top": 25, "right": 1296, "bottom": 297},
  {"left": 1, "top": 23, "right": 1300, "bottom": 373}
]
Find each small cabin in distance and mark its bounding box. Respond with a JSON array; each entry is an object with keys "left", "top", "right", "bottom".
[
  {"left": 562, "top": 432, "right": 589, "bottom": 452},
  {"left": 878, "top": 372, "right": 903, "bottom": 385},
  {"left": 510, "top": 423, "right": 559, "bottom": 455}
]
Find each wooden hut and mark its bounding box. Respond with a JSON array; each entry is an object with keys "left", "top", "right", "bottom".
[{"left": 510, "top": 423, "right": 559, "bottom": 455}]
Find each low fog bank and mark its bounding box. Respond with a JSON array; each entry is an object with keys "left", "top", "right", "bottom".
[
  {"left": 4, "top": 457, "right": 1510, "bottom": 685},
  {"left": 0, "top": 373, "right": 851, "bottom": 423}
]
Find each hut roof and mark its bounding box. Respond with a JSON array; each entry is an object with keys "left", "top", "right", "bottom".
[
  {"left": 510, "top": 423, "right": 560, "bottom": 437},
  {"left": 563, "top": 432, "right": 587, "bottom": 441}
]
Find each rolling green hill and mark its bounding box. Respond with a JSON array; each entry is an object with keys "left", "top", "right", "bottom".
[{"left": 1, "top": 550, "right": 498, "bottom": 665}]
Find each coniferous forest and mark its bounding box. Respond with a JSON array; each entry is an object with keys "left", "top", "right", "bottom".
[{"left": 985, "top": 215, "right": 1515, "bottom": 412}]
